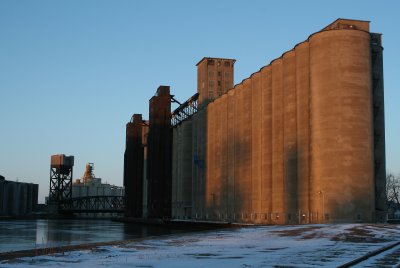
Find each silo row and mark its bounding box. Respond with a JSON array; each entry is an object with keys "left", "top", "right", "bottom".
[{"left": 172, "top": 27, "right": 377, "bottom": 224}]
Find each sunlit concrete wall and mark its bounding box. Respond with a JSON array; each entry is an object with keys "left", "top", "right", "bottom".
[
  {"left": 172, "top": 19, "right": 385, "bottom": 224},
  {"left": 309, "top": 27, "right": 375, "bottom": 223}
]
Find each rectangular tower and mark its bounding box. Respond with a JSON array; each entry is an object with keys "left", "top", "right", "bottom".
[
  {"left": 147, "top": 86, "right": 172, "bottom": 218},
  {"left": 196, "top": 57, "right": 236, "bottom": 106},
  {"left": 123, "top": 114, "right": 145, "bottom": 217}
]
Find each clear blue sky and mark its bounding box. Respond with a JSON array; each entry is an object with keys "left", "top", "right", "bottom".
[{"left": 1, "top": 0, "right": 399, "bottom": 203}]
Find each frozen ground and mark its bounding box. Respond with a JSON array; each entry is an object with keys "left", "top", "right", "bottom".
[{"left": 1, "top": 224, "right": 400, "bottom": 267}]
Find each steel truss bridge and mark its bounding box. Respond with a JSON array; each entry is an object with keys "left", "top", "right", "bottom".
[
  {"left": 171, "top": 93, "right": 199, "bottom": 126},
  {"left": 58, "top": 196, "right": 124, "bottom": 214}
]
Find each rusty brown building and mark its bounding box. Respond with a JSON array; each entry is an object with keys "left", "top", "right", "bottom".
[
  {"left": 123, "top": 114, "right": 146, "bottom": 217},
  {"left": 126, "top": 19, "right": 386, "bottom": 224},
  {"left": 146, "top": 86, "right": 173, "bottom": 218}
]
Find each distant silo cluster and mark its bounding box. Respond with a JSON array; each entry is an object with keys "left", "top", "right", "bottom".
[
  {"left": 123, "top": 19, "right": 386, "bottom": 224},
  {"left": 0, "top": 175, "right": 38, "bottom": 216}
]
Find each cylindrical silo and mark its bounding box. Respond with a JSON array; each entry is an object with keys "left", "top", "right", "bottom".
[
  {"left": 309, "top": 29, "right": 374, "bottom": 222},
  {"left": 282, "top": 50, "right": 298, "bottom": 224},
  {"left": 233, "top": 83, "right": 245, "bottom": 221},
  {"left": 271, "top": 58, "right": 285, "bottom": 224},
  {"left": 227, "top": 89, "right": 236, "bottom": 221},
  {"left": 295, "top": 41, "right": 312, "bottom": 223},
  {"left": 242, "top": 78, "right": 253, "bottom": 223},
  {"left": 181, "top": 120, "right": 193, "bottom": 219},
  {"left": 172, "top": 126, "right": 179, "bottom": 218},
  {"left": 219, "top": 94, "right": 229, "bottom": 220},
  {"left": 212, "top": 97, "right": 222, "bottom": 220},
  {"left": 251, "top": 72, "right": 262, "bottom": 223},
  {"left": 261, "top": 65, "right": 273, "bottom": 223},
  {"left": 206, "top": 101, "right": 216, "bottom": 219},
  {"left": 192, "top": 108, "right": 207, "bottom": 220}
]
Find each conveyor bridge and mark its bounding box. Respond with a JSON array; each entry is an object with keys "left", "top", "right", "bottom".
[{"left": 58, "top": 196, "right": 124, "bottom": 214}]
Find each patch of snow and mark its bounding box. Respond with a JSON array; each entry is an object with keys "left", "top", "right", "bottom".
[{"left": 2, "top": 224, "right": 400, "bottom": 267}]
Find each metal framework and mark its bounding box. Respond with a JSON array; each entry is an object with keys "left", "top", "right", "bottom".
[
  {"left": 49, "top": 166, "right": 73, "bottom": 204},
  {"left": 59, "top": 196, "right": 124, "bottom": 213},
  {"left": 171, "top": 93, "right": 199, "bottom": 126}
]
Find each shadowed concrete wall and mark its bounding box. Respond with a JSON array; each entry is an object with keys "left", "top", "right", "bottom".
[
  {"left": 172, "top": 120, "right": 193, "bottom": 219},
  {"left": 0, "top": 179, "right": 38, "bottom": 216},
  {"left": 371, "top": 33, "right": 386, "bottom": 222},
  {"left": 191, "top": 109, "right": 207, "bottom": 219},
  {"left": 171, "top": 19, "right": 385, "bottom": 224}
]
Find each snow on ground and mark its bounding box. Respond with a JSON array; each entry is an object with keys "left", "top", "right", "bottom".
[{"left": 1, "top": 224, "right": 400, "bottom": 268}]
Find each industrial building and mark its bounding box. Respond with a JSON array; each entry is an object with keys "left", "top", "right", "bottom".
[
  {"left": 124, "top": 115, "right": 148, "bottom": 217},
  {"left": 48, "top": 155, "right": 124, "bottom": 214},
  {"left": 124, "top": 19, "right": 386, "bottom": 224},
  {"left": 73, "top": 163, "right": 124, "bottom": 198},
  {"left": 0, "top": 175, "right": 38, "bottom": 216}
]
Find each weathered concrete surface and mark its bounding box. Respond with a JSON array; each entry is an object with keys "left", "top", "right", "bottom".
[{"left": 309, "top": 29, "right": 375, "bottom": 222}]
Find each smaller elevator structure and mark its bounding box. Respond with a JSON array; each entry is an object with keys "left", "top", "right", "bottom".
[{"left": 48, "top": 154, "right": 74, "bottom": 209}]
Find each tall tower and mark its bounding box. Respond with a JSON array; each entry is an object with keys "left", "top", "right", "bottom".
[
  {"left": 124, "top": 114, "right": 145, "bottom": 217},
  {"left": 196, "top": 57, "right": 236, "bottom": 106},
  {"left": 147, "top": 86, "right": 172, "bottom": 218},
  {"left": 49, "top": 154, "right": 74, "bottom": 209}
]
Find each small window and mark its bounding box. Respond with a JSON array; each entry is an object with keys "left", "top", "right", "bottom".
[
  {"left": 218, "top": 71, "right": 221, "bottom": 76},
  {"left": 224, "top": 61, "right": 230, "bottom": 67},
  {"left": 207, "top": 59, "right": 214, "bottom": 65},
  {"left": 209, "top": 81, "right": 214, "bottom": 87},
  {"left": 217, "top": 61, "right": 221, "bottom": 66},
  {"left": 217, "top": 81, "right": 221, "bottom": 86}
]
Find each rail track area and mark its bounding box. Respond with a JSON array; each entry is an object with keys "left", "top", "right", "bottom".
[{"left": 342, "top": 241, "right": 400, "bottom": 267}]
